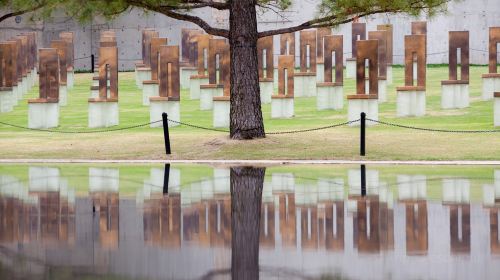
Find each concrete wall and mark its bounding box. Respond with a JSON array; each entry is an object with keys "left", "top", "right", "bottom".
[{"left": 0, "top": 0, "right": 499, "bottom": 70}]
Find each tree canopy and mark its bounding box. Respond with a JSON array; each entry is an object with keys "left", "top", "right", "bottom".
[{"left": 1, "top": 0, "right": 450, "bottom": 37}]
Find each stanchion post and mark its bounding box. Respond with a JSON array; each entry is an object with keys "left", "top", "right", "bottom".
[
  {"left": 163, "top": 163, "right": 170, "bottom": 194},
  {"left": 360, "top": 112, "right": 366, "bottom": 156},
  {"left": 91, "top": 54, "right": 95, "bottom": 73},
  {"left": 162, "top": 112, "right": 171, "bottom": 155},
  {"left": 361, "top": 164, "right": 366, "bottom": 196}
]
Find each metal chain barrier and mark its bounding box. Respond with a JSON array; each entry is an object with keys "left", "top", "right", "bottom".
[
  {"left": 166, "top": 119, "right": 229, "bottom": 133},
  {"left": 366, "top": 118, "right": 500, "bottom": 133},
  {"left": 0, "top": 118, "right": 358, "bottom": 134},
  {"left": 266, "top": 119, "right": 359, "bottom": 134},
  {"left": 0, "top": 120, "right": 162, "bottom": 133}
]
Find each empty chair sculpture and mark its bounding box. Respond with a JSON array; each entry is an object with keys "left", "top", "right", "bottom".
[
  {"left": 347, "top": 40, "right": 379, "bottom": 126},
  {"left": 59, "top": 32, "right": 75, "bottom": 89},
  {"left": 88, "top": 45, "right": 119, "bottom": 128},
  {"left": 211, "top": 41, "right": 231, "bottom": 128},
  {"left": 294, "top": 29, "right": 317, "bottom": 97},
  {"left": 143, "top": 37, "right": 168, "bottom": 106},
  {"left": 377, "top": 24, "right": 394, "bottom": 84},
  {"left": 27, "top": 48, "right": 60, "bottom": 129},
  {"left": 368, "top": 30, "right": 388, "bottom": 103},
  {"left": 316, "top": 27, "right": 332, "bottom": 83},
  {"left": 136, "top": 29, "right": 158, "bottom": 89},
  {"left": 316, "top": 35, "right": 344, "bottom": 111},
  {"left": 271, "top": 55, "right": 294, "bottom": 118},
  {"left": 180, "top": 29, "right": 203, "bottom": 90},
  {"left": 149, "top": 45, "right": 181, "bottom": 128},
  {"left": 346, "top": 22, "right": 366, "bottom": 79},
  {"left": 199, "top": 38, "right": 227, "bottom": 111},
  {"left": 0, "top": 42, "right": 15, "bottom": 112},
  {"left": 50, "top": 40, "right": 68, "bottom": 106},
  {"left": 189, "top": 34, "right": 211, "bottom": 100},
  {"left": 257, "top": 36, "right": 274, "bottom": 104},
  {"left": 396, "top": 35, "right": 427, "bottom": 117},
  {"left": 441, "top": 31, "right": 470, "bottom": 109},
  {"left": 482, "top": 27, "right": 500, "bottom": 100}
]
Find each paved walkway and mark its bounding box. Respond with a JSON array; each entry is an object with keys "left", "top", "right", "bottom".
[{"left": 0, "top": 159, "right": 499, "bottom": 165}]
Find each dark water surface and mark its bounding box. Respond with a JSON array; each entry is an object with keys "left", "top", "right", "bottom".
[{"left": 0, "top": 164, "right": 499, "bottom": 280}]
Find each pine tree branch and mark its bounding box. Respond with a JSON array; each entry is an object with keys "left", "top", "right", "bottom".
[
  {"left": 126, "top": 0, "right": 229, "bottom": 37},
  {"left": 257, "top": 0, "right": 450, "bottom": 38},
  {"left": 0, "top": 2, "right": 45, "bottom": 23}
]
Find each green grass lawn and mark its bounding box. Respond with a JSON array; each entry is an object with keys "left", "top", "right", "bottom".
[{"left": 0, "top": 65, "right": 498, "bottom": 160}]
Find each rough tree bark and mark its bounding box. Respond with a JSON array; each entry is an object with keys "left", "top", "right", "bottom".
[
  {"left": 230, "top": 166, "right": 265, "bottom": 279},
  {"left": 228, "top": 0, "right": 265, "bottom": 139}
]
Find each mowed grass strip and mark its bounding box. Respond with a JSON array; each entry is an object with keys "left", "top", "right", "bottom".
[{"left": 0, "top": 66, "right": 498, "bottom": 160}]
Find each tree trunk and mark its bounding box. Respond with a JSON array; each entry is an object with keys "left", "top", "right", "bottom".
[
  {"left": 230, "top": 166, "right": 265, "bottom": 279},
  {"left": 228, "top": 0, "right": 265, "bottom": 139}
]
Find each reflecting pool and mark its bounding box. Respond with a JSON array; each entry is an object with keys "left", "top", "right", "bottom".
[{"left": 0, "top": 164, "right": 499, "bottom": 279}]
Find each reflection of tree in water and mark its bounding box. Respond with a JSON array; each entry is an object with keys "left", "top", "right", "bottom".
[{"left": 231, "top": 166, "right": 265, "bottom": 280}]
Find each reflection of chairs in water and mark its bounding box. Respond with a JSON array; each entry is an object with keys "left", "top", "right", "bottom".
[
  {"left": 143, "top": 193, "right": 181, "bottom": 248},
  {"left": 483, "top": 171, "right": 500, "bottom": 254},
  {"left": 0, "top": 177, "right": 75, "bottom": 246},
  {"left": 403, "top": 200, "right": 428, "bottom": 256},
  {"left": 349, "top": 195, "right": 394, "bottom": 254},
  {"left": 398, "top": 174, "right": 428, "bottom": 256},
  {"left": 443, "top": 179, "right": 471, "bottom": 255},
  {"left": 91, "top": 192, "right": 119, "bottom": 250},
  {"left": 143, "top": 192, "right": 232, "bottom": 249}
]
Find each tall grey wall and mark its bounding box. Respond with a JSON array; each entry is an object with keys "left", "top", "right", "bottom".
[{"left": 0, "top": 0, "right": 499, "bottom": 71}]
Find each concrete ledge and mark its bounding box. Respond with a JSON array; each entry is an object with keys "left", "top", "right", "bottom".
[
  {"left": 271, "top": 96, "right": 294, "bottom": 118},
  {"left": 88, "top": 101, "right": 119, "bottom": 128},
  {"left": 189, "top": 76, "right": 209, "bottom": 100},
  {"left": 142, "top": 82, "right": 158, "bottom": 106},
  {"left": 200, "top": 85, "right": 223, "bottom": 110},
  {"left": 346, "top": 59, "right": 356, "bottom": 79},
  {"left": 316, "top": 84, "right": 343, "bottom": 110},
  {"left": 59, "top": 85, "right": 68, "bottom": 106},
  {"left": 441, "top": 83, "right": 469, "bottom": 109},
  {"left": 482, "top": 76, "right": 500, "bottom": 101},
  {"left": 213, "top": 99, "right": 230, "bottom": 128},
  {"left": 259, "top": 80, "right": 273, "bottom": 104},
  {"left": 28, "top": 102, "right": 59, "bottom": 129},
  {"left": 397, "top": 90, "right": 426, "bottom": 117},
  {"left": 136, "top": 68, "right": 151, "bottom": 89},
  {"left": 150, "top": 99, "right": 180, "bottom": 128},
  {"left": 294, "top": 74, "right": 317, "bottom": 97},
  {"left": 348, "top": 98, "right": 378, "bottom": 126},
  {"left": 180, "top": 67, "right": 198, "bottom": 90},
  {"left": 316, "top": 63, "right": 324, "bottom": 83},
  {"left": 67, "top": 70, "right": 75, "bottom": 89},
  {"left": 495, "top": 96, "right": 500, "bottom": 127},
  {"left": 0, "top": 89, "right": 14, "bottom": 113}
]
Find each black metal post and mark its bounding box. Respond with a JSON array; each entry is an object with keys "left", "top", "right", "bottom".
[
  {"left": 361, "top": 164, "right": 366, "bottom": 197},
  {"left": 163, "top": 164, "right": 170, "bottom": 194},
  {"left": 91, "top": 54, "right": 95, "bottom": 73},
  {"left": 360, "top": 112, "right": 366, "bottom": 156},
  {"left": 162, "top": 112, "right": 171, "bottom": 155}
]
